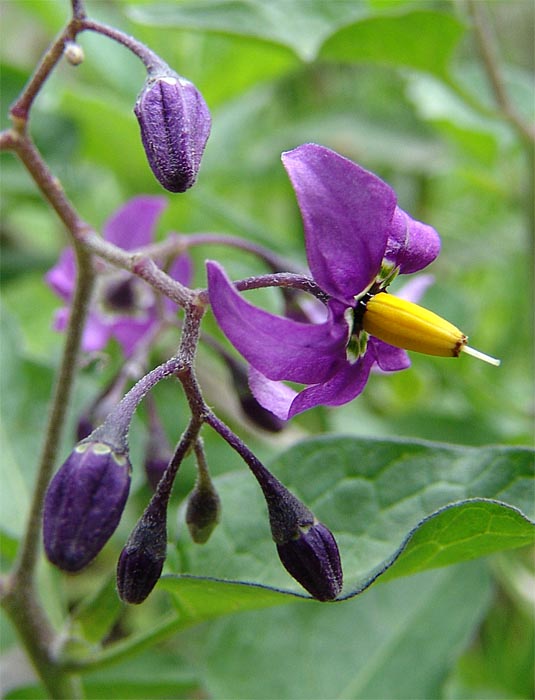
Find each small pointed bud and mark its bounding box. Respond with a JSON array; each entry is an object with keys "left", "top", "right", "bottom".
[
  {"left": 362, "top": 292, "right": 500, "bottom": 365},
  {"left": 43, "top": 441, "right": 131, "bottom": 572},
  {"left": 134, "top": 70, "right": 211, "bottom": 193},
  {"left": 117, "top": 494, "right": 168, "bottom": 605},
  {"left": 185, "top": 481, "right": 221, "bottom": 544},
  {"left": 260, "top": 470, "right": 342, "bottom": 601}
]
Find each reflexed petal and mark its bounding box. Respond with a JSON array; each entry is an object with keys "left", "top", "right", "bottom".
[
  {"left": 248, "top": 366, "right": 298, "bottom": 421},
  {"left": 82, "top": 316, "right": 114, "bottom": 352},
  {"left": 112, "top": 318, "right": 154, "bottom": 357},
  {"left": 384, "top": 208, "right": 440, "bottom": 274},
  {"left": 45, "top": 248, "right": 76, "bottom": 300},
  {"left": 164, "top": 252, "right": 193, "bottom": 312},
  {"left": 395, "top": 274, "right": 434, "bottom": 303},
  {"left": 287, "top": 352, "right": 376, "bottom": 418},
  {"left": 207, "top": 261, "right": 347, "bottom": 384},
  {"left": 369, "top": 337, "right": 411, "bottom": 372},
  {"left": 282, "top": 144, "right": 395, "bottom": 302},
  {"left": 104, "top": 195, "right": 167, "bottom": 250}
]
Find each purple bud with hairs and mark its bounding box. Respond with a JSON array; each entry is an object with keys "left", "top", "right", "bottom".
[
  {"left": 43, "top": 441, "right": 131, "bottom": 572},
  {"left": 258, "top": 467, "right": 343, "bottom": 601},
  {"left": 117, "top": 491, "right": 168, "bottom": 604},
  {"left": 134, "top": 71, "right": 211, "bottom": 193}
]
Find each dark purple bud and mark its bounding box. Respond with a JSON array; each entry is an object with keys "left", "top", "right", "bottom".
[
  {"left": 260, "top": 470, "right": 342, "bottom": 601},
  {"left": 185, "top": 481, "right": 221, "bottom": 544},
  {"left": 43, "top": 441, "right": 131, "bottom": 572},
  {"left": 226, "top": 356, "right": 285, "bottom": 433},
  {"left": 134, "top": 71, "right": 211, "bottom": 193},
  {"left": 276, "top": 521, "right": 343, "bottom": 602},
  {"left": 117, "top": 493, "right": 167, "bottom": 604},
  {"left": 144, "top": 431, "right": 172, "bottom": 492}
]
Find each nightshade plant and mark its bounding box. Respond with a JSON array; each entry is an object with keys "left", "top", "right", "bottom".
[{"left": 1, "top": 1, "right": 533, "bottom": 699}]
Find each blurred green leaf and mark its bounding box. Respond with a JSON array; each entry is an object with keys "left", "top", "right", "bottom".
[
  {"left": 129, "top": 0, "right": 367, "bottom": 61},
  {"left": 320, "top": 10, "right": 465, "bottom": 79},
  {"left": 70, "top": 577, "right": 124, "bottom": 644},
  {"left": 198, "top": 562, "right": 493, "bottom": 699}
]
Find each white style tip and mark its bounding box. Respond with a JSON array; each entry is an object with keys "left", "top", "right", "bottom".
[{"left": 461, "top": 345, "right": 501, "bottom": 366}]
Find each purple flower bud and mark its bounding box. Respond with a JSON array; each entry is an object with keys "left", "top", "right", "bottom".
[
  {"left": 43, "top": 441, "right": 131, "bottom": 572},
  {"left": 134, "top": 71, "right": 211, "bottom": 193},
  {"left": 117, "top": 494, "right": 167, "bottom": 604},
  {"left": 185, "top": 481, "right": 221, "bottom": 544},
  {"left": 260, "top": 471, "right": 342, "bottom": 601},
  {"left": 144, "top": 432, "right": 172, "bottom": 492},
  {"left": 276, "top": 521, "right": 343, "bottom": 602}
]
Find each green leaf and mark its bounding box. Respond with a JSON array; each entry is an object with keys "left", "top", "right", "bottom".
[
  {"left": 320, "top": 10, "right": 465, "bottom": 79},
  {"left": 199, "top": 562, "right": 493, "bottom": 700},
  {"left": 129, "top": 0, "right": 368, "bottom": 61},
  {"left": 161, "top": 436, "right": 533, "bottom": 611}
]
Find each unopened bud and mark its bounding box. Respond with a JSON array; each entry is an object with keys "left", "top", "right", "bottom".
[
  {"left": 134, "top": 71, "right": 211, "bottom": 193},
  {"left": 185, "top": 481, "right": 221, "bottom": 544},
  {"left": 261, "top": 470, "right": 342, "bottom": 601},
  {"left": 117, "top": 494, "right": 167, "bottom": 605},
  {"left": 43, "top": 441, "right": 131, "bottom": 572},
  {"left": 276, "top": 520, "right": 343, "bottom": 602},
  {"left": 64, "top": 41, "right": 84, "bottom": 66}
]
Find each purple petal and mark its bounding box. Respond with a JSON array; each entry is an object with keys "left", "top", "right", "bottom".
[
  {"left": 111, "top": 318, "right": 155, "bottom": 357},
  {"left": 384, "top": 208, "right": 440, "bottom": 274},
  {"left": 164, "top": 252, "right": 193, "bottom": 312},
  {"left": 369, "top": 337, "right": 411, "bottom": 372},
  {"left": 51, "top": 307, "right": 69, "bottom": 333},
  {"left": 287, "top": 352, "right": 376, "bottom": 418},
  {"left": 248, "top": 367, "right": 298, "bottom": 421},
  {"left": 45, "top": 248, "right": 76, "bottom": 301},
  {"left": 81, "top": 315, "right": 114, "bottom": 352},
  {"left": 282, "top": 144, "right": 396, "bottom": 302},
  {"left": 207, "top": 261, "right": 348, "bottom": 384},
  {"left": 395, "top": 274, "right": 434, "bottom": 303},
  {"left": 104, "top": 196, "right": 167, "bottom": 250}
]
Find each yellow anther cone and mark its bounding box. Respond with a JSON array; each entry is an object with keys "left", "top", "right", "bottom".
[{"left": 362, "top": 292, "right": 500, "bottom": 365}]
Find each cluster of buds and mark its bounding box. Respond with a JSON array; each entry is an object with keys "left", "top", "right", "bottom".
[{"left": 43, "top": 355, "right": 343, "bottom": 602}]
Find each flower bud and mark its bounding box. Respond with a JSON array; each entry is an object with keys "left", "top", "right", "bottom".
[
  {"left": 261, "top": 471, "right": 342, "bottom": 601},
  {"left": 134, "top": 71, "right": 211, "bottom": 193},
  {"left": 276, "top": 520, "right": 343, "bottom": 602},
  {"left": 43, "top": 441, "right": 131, "bottom": 572},
  {"left": 363, "top": 292, "right": 500, "bottom": 365},
  {"left": 144, "top": 431, "right": 172, "bottom": 492},
  {"left": 117, "top": 494, "right": 167, "bottom": 605},
  {"left": 185, "top": 481, "right": 221, "bottom": 544}
]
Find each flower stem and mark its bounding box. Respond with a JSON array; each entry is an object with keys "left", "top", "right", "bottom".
[{"left": 80, "top": 18, "right": 166, "bottom": 73}]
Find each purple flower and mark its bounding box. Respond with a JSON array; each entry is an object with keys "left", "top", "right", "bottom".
[
  {"left": 207, "top": 144, "right": 441, "bottom": 420},
  {"left": 46, "top": 196, "right": 192, "bottom": 357}
]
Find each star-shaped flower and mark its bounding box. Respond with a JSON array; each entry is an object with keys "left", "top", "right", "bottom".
[
  {"left": 207, "top": 144, "right": 496, "bottom": 420},
  {"left": 46, "top": 196, "right": 191, "bottom": 357}
]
